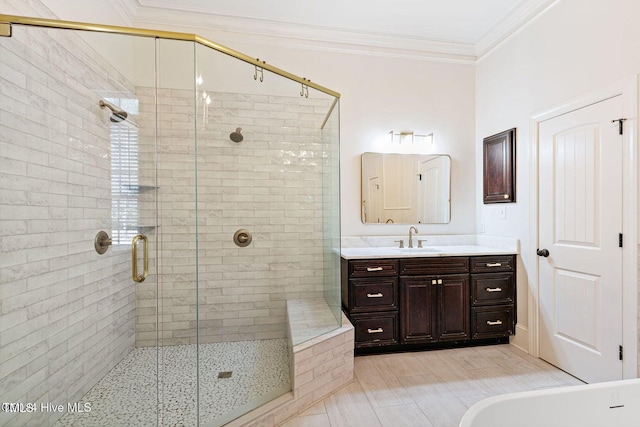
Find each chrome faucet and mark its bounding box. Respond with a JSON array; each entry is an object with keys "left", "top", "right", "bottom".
[{"left": 408, "top": 226, "right": 418, "bottom": 248}]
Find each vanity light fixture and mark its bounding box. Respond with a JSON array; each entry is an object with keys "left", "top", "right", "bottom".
[{"left": 388, "top": 130, "right": 434, "bottom": 145}]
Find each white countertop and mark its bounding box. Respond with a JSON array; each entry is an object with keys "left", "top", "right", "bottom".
[
  {"left": 339, "top": 235, "right": 518, "bottom": 259},
  {"left": 340, "top": 245, "right": 516, "bottom": 259}
]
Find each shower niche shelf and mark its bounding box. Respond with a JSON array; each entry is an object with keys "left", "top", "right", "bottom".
[
  {"left": 126, "top": 184, "right": 158, "bottom": 193},
  {"left": 132, "top": 183, "right": 158, "bottom": 230},
  {"left": 136, "top": 225, "right": 158, "bottom": 231}
]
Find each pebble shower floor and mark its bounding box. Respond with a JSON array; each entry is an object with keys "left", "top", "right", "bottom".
[{"left": 54, "top": 339, "right": 291, "bottom": 426}]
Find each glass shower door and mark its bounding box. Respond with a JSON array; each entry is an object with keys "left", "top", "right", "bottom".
[
  {"left": 193, "top": 42, "right": 341, "bottom": 426},
  {"left": 153, "top": 37, "right": 199, "bottom": 426},
  {"left": 0, "top": 25, "right": 161, "bottom": 426}
]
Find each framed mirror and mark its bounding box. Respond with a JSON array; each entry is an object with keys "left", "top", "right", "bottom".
[{"left": 361, "top": 152, "right": 451, "bottom": 224}]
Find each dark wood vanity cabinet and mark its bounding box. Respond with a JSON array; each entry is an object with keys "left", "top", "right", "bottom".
[
  {"left": 341, "top": 258, "right": 399, "bottom": 348},
  {"left": 342, "top": 254, "right": 516, "bottom": 352},
  {"left": 470, "top": 255, "right": 516, "bottom": 339},
  {"left": 399, "top": 257, "right": 469, "bottom": 344}
]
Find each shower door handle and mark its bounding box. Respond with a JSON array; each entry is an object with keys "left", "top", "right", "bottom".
[{"left": 132, "top": 234, "right": 148, "bottom": 283}]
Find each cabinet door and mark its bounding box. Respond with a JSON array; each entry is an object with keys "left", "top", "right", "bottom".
[
  {"left": 438, "top": 274, "right": 470, "bottom": 341},
  {"left": 400, "top": 276, "right": 437, "bottom": 344}
]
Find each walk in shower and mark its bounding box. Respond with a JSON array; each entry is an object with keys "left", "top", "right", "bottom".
[{"left": 0, "top": 14, "right": 341, "bottom": 427}]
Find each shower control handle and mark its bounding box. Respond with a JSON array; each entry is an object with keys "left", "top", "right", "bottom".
[
  {"left": 234, "top": 229, "right": 252, "bottom": 247},
  {"left": 94, "top": 230, "right": 112, "bottom": 254}
]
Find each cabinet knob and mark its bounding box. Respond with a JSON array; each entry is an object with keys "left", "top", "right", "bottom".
[
  {"left": 367, "top": 328, "right": 383, "bottom": 334},
  {"left": 485, "top": 287, "right": 503, "bottom": 293},
  {"left": 486, "top": 320, "right": 503, "bottom": 326},
  {"left": 366, "top": 293, "right": 383, "bottom": 298},
  {"left": 486, "top": 263, "right": 502, "bottom": 267},
  {"left": 366, "top": 267, "right": 384, "bottom": 272}
]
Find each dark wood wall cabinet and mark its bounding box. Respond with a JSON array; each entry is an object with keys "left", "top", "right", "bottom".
[
  {"left": 341, "top": 254, "right": 516, "bottom": 353},
  {"left": 483, "top": 128, "right": 516, "bottom": 204}
]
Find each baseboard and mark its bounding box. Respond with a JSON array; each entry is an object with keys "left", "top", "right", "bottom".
[{"left": 509, "top": 323, "right": 529, "bottom": 353}]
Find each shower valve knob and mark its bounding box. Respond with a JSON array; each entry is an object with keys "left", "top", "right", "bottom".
[
  {"left": 234, "top": 229, "right": 252, "bottom": 247},
  {"left": 94, "top": 231, "right": 113, "bottom": 254}
]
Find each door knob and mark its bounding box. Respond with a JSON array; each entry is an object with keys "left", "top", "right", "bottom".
[{"left": 536, "top": 248, "right": 550, "bottom": 257}]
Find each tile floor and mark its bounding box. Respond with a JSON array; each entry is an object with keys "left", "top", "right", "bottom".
[
  {"left": 55, "top": 339, "right": 290, "bottom": 427},
  {"left": 280, "top": 344, "right": 584, "bottom": 427}
]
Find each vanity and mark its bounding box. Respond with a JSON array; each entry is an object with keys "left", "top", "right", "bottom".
[{"left": 341, "top": 237, "right": 517, "bottom": 354}]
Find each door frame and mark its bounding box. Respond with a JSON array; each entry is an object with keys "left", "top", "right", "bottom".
[{"left": 528, "top": 76, "right": 638, "bottom": 379}]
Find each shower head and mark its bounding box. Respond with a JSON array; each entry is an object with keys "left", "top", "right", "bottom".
[
  {"left": 229, "top": 127, "right": 243, "bottom": 143},
  {"left": 99, "top": 99, "right": 128, "bottom": 123}
]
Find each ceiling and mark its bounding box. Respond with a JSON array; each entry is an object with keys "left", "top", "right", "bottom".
[{"left": 120, "top": 0, "right": 557, "bottom": 61}]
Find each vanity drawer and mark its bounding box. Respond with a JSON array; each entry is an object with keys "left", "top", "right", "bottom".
[
  {"left": 471, "top": 306, "right": 515, "bottom": 339},
  {"left": 348, "top": 259, "right": 398, "bottom": 278},
  {"left": 471, "top": 272, "right": 514, "bottom": 306},
  {"left": 470, "top": 255, "right": 515, "bottom": 273},
  {"left": 399, "top": 257, "right": 469, "bottom": 276},
  {"left": 350, "top": 278, "right": 397, "bottom": 313},
  {"left": 351, "top": 312, "right": 398, "bottom": 347}
]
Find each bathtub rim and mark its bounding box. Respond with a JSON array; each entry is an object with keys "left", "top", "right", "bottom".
[{"left": 459, "top": 377, "right": 640, "bottom": 427}]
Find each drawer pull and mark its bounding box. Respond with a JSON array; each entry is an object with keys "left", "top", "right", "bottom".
[
  {"left": 485, "top": 287, "right": 503, "bottom": 293},
  {"left": 366, "top": 293, "right": 383, "bottom": 298},
  {"left": 486, "top": 263, "right": 502, "bottom": 267},
  {"left": 486, "top": 320, "right": 503, "bottom": 326},
  {"left": 366, "top": 267, "right": 384, "bottom": 272},
  {"left": 367, "top": 328, "right": 384, "bottom": 334}
]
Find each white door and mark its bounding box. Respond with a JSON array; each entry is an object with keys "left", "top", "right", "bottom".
[
  {"left": 418, "top": 156, "right": 449, "bottom": 223},
  {"left": 538, "top": 96, "right": 623, "bottom": 383},
  {"left": 367, "top": 177, "right": 382, "bottom": 223}
]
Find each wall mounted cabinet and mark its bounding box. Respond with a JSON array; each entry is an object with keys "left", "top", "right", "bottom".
[{"left": 483, "top": 128, "right": 516, "bottom": 203}]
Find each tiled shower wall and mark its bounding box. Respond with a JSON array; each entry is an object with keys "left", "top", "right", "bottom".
[
  {"left": 0, "top": 13, "right": 139, "bottom": 427},
  {"left": 134, "top": 87, "right": 336, "bottom": 347}
]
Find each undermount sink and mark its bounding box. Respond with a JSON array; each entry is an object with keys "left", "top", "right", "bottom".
[
  {"left": 400, "top": 246, "right": 441, "bottom": 252},
  {"left": 380, "top": 246, "right": 442, "bottom": 255},
  {"left": 390, "top": 246, "right": 442, "bottom": 253}
]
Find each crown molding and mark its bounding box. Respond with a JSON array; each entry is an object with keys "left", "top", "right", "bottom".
[
  {"left": 108, "top": 0, "right": 140, "bottom": 25},
  {"left": 132, "top": 5, "right": 477, "bottom": 63},
  {"left": 130, "top": 1, "right": 555, "bottom": 63},
  {"left": 475, "top": 0, "right": 559, "bottom": 59}
]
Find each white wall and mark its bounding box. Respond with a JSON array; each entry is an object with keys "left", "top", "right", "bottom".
[
  {"left": 29, "top": 1, "right": 477, "bottom": 238},
  {"left": 476, "top": 0, "right": 639, "bottom": 369}
]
